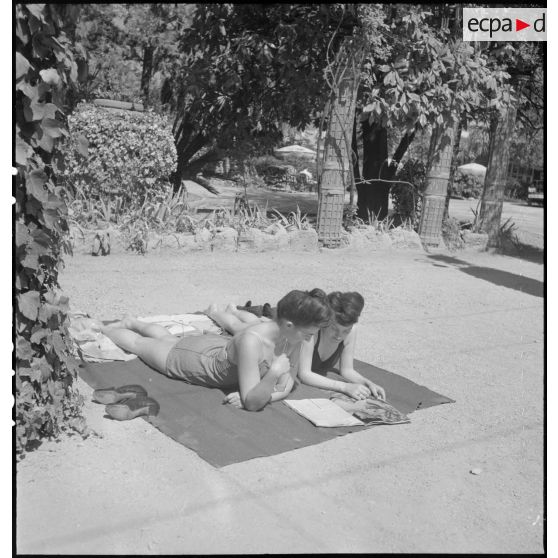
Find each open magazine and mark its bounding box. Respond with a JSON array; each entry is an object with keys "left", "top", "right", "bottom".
[
  {"left": 283, "top": 395, "right": 410, "bottom": 427},
  {"left": 330, "top": 394, "right": 411, "bottom": 426}
]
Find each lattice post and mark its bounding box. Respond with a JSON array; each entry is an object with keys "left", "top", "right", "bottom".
[
  {"left": 317, "top": 42, "right": 360, "bottom": 248},
  {"left": 418, "top": 124, "right": 457, "bottom": 247},
  {"left": 479, "top": 96, "right": 517, "bottom": 244}
]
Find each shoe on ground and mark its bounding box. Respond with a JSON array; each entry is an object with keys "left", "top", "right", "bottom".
[
  {"left": 100, "top": 232, "right": 111, "bottom": 256},
  {"left": 93, "top": 384, "right": 148, "bottom": 405},
  {"left": 105, "top": 396, "right": 160, "bottom": 421},
  {"left": 92, "top": 234, "right": 101, "bottom": 256}
]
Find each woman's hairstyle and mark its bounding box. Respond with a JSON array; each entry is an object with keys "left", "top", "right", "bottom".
[
  {"left": 327, "top": 291, "right": 364, "bottom": 326},
  {"left": 276, "top": 288, "right": 332, "bottom": 328}
]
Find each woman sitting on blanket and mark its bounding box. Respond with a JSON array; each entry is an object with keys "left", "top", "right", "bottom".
[
  {"left": 207, "top": 291, "right": 386, "bottom": 405},
  {"left": 101, "top": 289, "right": 331, "bottom": 412}
]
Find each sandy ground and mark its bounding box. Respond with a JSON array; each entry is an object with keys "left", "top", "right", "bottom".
[{"left": 15, "top": 240, "right": 544, "bottom": 554}]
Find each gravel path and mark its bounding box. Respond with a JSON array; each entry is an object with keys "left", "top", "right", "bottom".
[{"left": 16, "top": 245, "right": 544, "bottom": 554}]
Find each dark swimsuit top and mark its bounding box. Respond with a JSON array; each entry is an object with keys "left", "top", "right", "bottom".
[{"left": 311, "top": 330, "right": 344, "bottom": 374}]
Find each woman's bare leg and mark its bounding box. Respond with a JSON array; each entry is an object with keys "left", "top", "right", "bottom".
[
  {"left": 101, "top": 326, "right": 177, "bottom": 373},
  {"left": 105, "top": 317, "right": 173, "bottom": 340},
  {"left": 227, "top": 303, "right": 262, "bottom": 324},
  {"left": 205, "top": 303, "right": 250, "bottom": 335}
]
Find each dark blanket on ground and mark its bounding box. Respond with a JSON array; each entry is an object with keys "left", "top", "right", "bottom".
[{"left": 79, "top": 357, "right": 454, "bottom": 468}]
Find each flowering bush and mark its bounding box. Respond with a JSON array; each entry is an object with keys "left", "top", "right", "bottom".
[{"left": 60, "top": 102, "right": 177, "bottom": 207}]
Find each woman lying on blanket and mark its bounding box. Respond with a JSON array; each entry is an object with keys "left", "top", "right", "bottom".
[
  {"left": 207, "top": 291, "right": 386, "bottom": 405},
  {"left": 101, "top": 289, "right": 331, "bottom": 412}
]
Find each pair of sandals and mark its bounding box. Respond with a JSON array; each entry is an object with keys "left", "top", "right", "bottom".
[
  {"left": 93, "top": 385, "right": 159, "bottom": 421},
  {"left": 92, "top": 232, "right": 111, "bottom": 256},
  {"left": 237, "top": 300, "right": 273, "bottom": 319}
]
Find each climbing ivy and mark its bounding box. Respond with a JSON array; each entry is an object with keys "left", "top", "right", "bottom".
[{"left": 15, "top": 4, "right": 87, "bottom": 454}]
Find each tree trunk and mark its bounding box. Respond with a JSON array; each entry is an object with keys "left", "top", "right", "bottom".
[
  {"left": 417, "top": 122, "right": 458, "bottom": 247},
  {"left": 358, "top": 119, "right": 389, "bottom": 220},
  {"left": 444, "top": 115, "right": 464, "bottom": 220},
  {"left": 389, "top": 130, "right": 416, "bottom": 174},
  {"left": 358, "top": 123, "right": 416, "bottom": 221},
  {"left": 141, "top": 45, "right": 154, "bottom": 104},
  {"left": 349, "top": 113, "right": 360, "bottom": 206},
  {"left": 317, "top": 40, "right": 361, "bottom": 247},
  {"left": 478, "top": 99, "right": 517, "bottom": 244}
]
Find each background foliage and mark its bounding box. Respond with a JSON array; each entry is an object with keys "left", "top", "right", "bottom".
[
  {"left": 15, "top": 4, "right": 87, "bottom": 454},
  {"left": 60, "top": 102, "right": 177, "bottom": 207}
]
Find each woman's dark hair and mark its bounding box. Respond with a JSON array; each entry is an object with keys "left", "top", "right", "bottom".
[
  {"left": 276, "top": 288, "right": 332, "bottom": 328},
  {"left": 327, "top": 291, "right": 364, "bottom": 326}
]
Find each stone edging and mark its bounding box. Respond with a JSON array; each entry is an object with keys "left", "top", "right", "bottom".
[
  {"left": 69, "top": 225, "right": 490, "bottom": 255},
  {"left": 69, "top": 224, "right": 429, "bottom": 255}
]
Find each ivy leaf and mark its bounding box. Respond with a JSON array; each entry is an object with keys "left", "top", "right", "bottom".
[
  {"left": 31, "top": 228, "right": 53, "bottom": 249},
  {"left": 51, "top": 331, "right": 67, "bottom": 356},
  {"left": 17, "top": 336, "right": 34, "bottom": 361},
  {"left": 15, "top": 15, "right": 29, "bottom": 45},
  {"left": 27, "top": 169, "right": 49, "bottom": 202},
  {"left": 27, "top": 100, "right": 47, "bottom": 121},
  {"left": 26, "top": 4, "right": 46, "bottom": 22},
  {"left": 16, "top": 367, "right": 32, "bottom": 380},
  {"left": 21, "top": 252, "right": 39, "bottom": 270},
  {"left": 26, "top": 240, "right": 49, "bottom": 259},
  {"left": 16, "top": 137, "right": 33, "bottom": 166},
  {"left": 39, "top": 68, "right": 60, "bottom": 86},
  {"left": 30, "top": 327, "right": 49, "bottom": 344},
  {"left": 42, "top": 208, "right": 61, "bottom": 229},
  {"left": 18, "top": 291, "right": 41, "bottom": 320},
  {"left": 42, "top": 118, "right": 68, "bottom": 138},
  {"left": 29, "top": 357, "right": 52, "bottom": 383},
  {"left": 29, "top": 367, "right": 44, "bottom": 384},
  {"left": 15, "top": 222, "right": 32, "bottom": 248},
  {"left": 37, "top": 131, "right": 55, "bottom": 153},
  {"left": 16, "top": 81, "right": 38, "bottom": 100},
  {"left": 39, "top": 302, "right": 60, "bottom": 326},
  {"left": 16, "top": 52, "right": 31, "bottom": 79}
]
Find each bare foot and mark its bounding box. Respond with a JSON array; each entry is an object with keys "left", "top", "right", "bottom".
[
  {"left": 101, "top": 316, "right": 134, "bottom": 331},
  {"left": 225, "top": 302, "right": 237, "bottom": 314},
  {"left": 205, "top": 303, "right": 219, "bottom": 319}
]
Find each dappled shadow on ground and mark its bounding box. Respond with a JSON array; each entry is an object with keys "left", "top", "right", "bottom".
[
  {"left": 427, "top": 255, "right": 544, "bottom": 298},
  {"left": 493, "top": 242, "right": 544, "bottom": 265}
]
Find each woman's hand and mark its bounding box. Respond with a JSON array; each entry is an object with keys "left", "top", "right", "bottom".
[
  {"left": 223, "top": 391, "right": 244, "bottom": 409},
  {"left": 363, "top": 379, "right": 386, "bottom": 401},
  {"left": 273, "top": 372, "right": 291, "bottom": 392},
  {"left": 269, "top": 353, "right": 291, "bottom": 378},
  {"left": 342, "top": 382, "right": 371, "bottom": 400}
]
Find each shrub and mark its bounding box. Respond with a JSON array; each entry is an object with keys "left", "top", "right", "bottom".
[
  {"left": 451, "top": 172, "right": 484, "bottom": 199},
  {"left": 505, "top": 179, "right": 527, "bottom": 200},
  {"left": 59, "top": 102, "right": 177, "bottom": 208},
  {"left": 442, "top": 216, "right": 465, "bottom": 250}
]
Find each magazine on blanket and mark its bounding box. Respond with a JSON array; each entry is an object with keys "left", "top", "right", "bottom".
[
  {"left": 284, "top": 395, "right": 411, "bottom": 427},
  {"left": 283, "top": 399, "right": 365, "bottom": 427},
  {"left": 330, "top": 394, "right": 411, "bottom": 426}
]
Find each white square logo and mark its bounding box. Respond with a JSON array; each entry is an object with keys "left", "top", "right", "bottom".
[{"left": 463, "top": 8, "right": 547, "bottom": 41}]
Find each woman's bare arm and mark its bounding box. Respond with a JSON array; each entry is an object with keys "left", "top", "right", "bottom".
[
  {"left": 236, "top": 334, "right": 289, "bottom": 411},
  {"left": 339, "top": 327, "right": 385, "bottom": 400}
]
